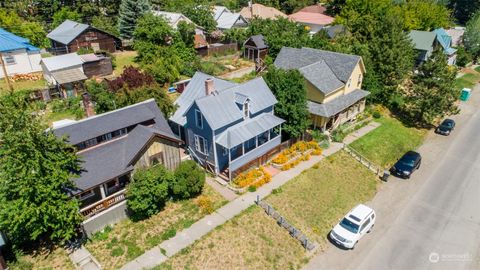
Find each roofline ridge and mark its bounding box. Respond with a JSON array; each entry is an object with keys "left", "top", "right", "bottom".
[{"left": 52, "top": 99, "right": 156, "bottom": 130}]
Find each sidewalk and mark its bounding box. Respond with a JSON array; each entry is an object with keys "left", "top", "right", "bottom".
[
  {"left": 120, "top": 124, "right": 379, "bottom": 270},
  {"left": 206, "top": 177, "right": 238, "bottom": 201}
]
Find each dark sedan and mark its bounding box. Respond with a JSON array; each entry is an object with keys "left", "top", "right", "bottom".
[
  {"left": 436, "top": 119, "right": 455, "bottom": 136},
  {"left": 390, "top": 151, "right": 422, "bottom": 179}
]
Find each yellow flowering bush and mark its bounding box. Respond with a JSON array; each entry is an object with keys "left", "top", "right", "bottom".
[{"left": 233, "top": 167, "right": 271, "bottom": 188}]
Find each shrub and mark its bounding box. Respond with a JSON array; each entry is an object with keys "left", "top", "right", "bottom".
[
  {"left": 272, "top": 153, "right": 288, "bottom": 164},
  {"left": 171, "top": 160, "right": 206, "bottom": 199},
  {"left": 372, "top": 111, "right": 382, "bottom": 119},
  {"left": 126, "top": 165, "right": 173, "bottom": 221},
  {"left": 107, "top": 66, "right": 155, "bottom": 92},
  {"left": 248, "top": 186, "right": 257, "bottom": 192},
  {"left": 161, "top": 228, "right": 177, "bottom": 240},
  {"left": 196, "top": 195, "right": 214, "bottom": 214},
  {"left": 110, "top": 247, "right": 124, "bottom": 257}
]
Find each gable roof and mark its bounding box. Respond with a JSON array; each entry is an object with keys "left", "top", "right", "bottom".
[
  {"left": 244, "top": 34, "right": 267, "bottom": 49},
  {"left": 288, "top": 12, "right": 334, "bottom": 26},
  {"left": 47, "top": 20, "right": 90, "bottom": 45},
  {"left": 434, "top": 28, "right": 452, "bottom": 50},
  {"left": 72, "top": 124, "right": 179, "bottom": 193},
  {"left": 192, "top": 77, "right": 278, "bottom": 130},
  {"left": 409, "top": 30, "right": 437, "bottom": 52},
  {"left": 54, "top": 99, "right": 177, "bottom": 145},
  {"left": 274, "top": 47, "right": 362, "bottom": 95},
  {"left": 0, "top": 28, "right": 40, "bottom": 53},
  {"left": 152, "top": 11, "right": 195, "bottom": 29},
  {"left": 213, "top": 6, "right": 248, "bottom": 29},
  {"left": 239, "top": 4, "right": 287, "bottom": 20},
  {"left": 170, "top": 71, "right": 237, "bottom": 126},
  {"left": 299, "top": 4, "right": 327, "bottom": 14},
  {"left": 307, "top": 89, "right": 369, "bottom": 117},
  {"left": 324, "top": 24, "right": 346, "bottom": 39},
  {"left": 41, "top": 53, "right": 84, "bottom": 71},
  {"left": 445, "top": 27, "right": 465, "bottom": 46}
]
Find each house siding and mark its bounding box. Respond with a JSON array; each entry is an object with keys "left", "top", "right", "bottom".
[
  {"left": 185, "top": 103, "right": 216, "bottom": 165},
  {"left": 51, "top": 28, "right": 120, "bottom": 55},
  {"left": 133, "top": 137, "right": 181, "bottom": 171},
  {"left": 0, "top": 48, "right": 42, "bottom": 78},
  {"left": 230, "top": 135, "right": 281, "bottom": 171}
]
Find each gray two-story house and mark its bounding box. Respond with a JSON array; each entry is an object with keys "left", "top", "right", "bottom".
[{"left": 171, "top": 72, "right": 284, "bottom": 180}]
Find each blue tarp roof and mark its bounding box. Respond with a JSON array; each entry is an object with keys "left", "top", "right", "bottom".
[
  {"left": 434, "top": 28, "right": 453, "bottom": 50},
  {"left": 0, "top": 28, "right": 40, "bottom": 52}
]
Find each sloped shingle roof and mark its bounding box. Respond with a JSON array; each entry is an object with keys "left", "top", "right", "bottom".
[
  {"left": 47, "top": 20, "right": 89, "bottom": 45},
  {"left": 244, "top": 34, "right": 268, "bottom": 49},
  {"left": 239, "top": 4, "right": 287, "bottom": 20},
  {"left": 307, "top": 89, "right": 369, "bottom": 117},
  {"left": 216, "top": 113, "right": 284, "bottom": 148},
  {"left": 194, "top": 77, "right": 278, "bottom": 130},
  {"left": 289, "top": 12, "right": 334, "bottom": 26},
  {"left": 409, "top": 30, "right": 437, "bottom": 52},
  {"left": 274, "top": 47, "right": 361, "bottom": 95},
  {"left": 170, "top": 71, "right": 237, "bottom": 126},
  {"left": 54, "top": 99, "right": 176, "bottom": 145},
  {"left": 51, "top": 68, "right": 87, "bottom": 84},
  {"left": 0, "top": 28, "right": 40, "bottom": 52}
]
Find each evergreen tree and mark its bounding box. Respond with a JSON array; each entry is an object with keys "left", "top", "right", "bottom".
[
  {"left": 403, "top": 50, "right": 459, "bottom": 125},
  {"left": 449, "top": 0, "right": 480, "bottom": 25},
  {"left": 118, "top": 0, "right": 150, "bottom": 39},
  {"left": 264, "top": 67, "right": 310, "bottom": 139},
  {"left": 464, "top": 11, "right": 480, "bottom": 60},
  {"left": 0, "top": 93, "right": 82, "bottom": 247}
]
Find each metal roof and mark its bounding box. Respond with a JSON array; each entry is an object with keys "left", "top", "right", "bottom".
[
  {"left": 408, "top": 30, "right": 437, "bottom": 52},
  {"left": 47, "top": 20, "right": 89, "bottom": 45},
  {"left": 152, "top": 11, "right": 195, "bottom": 29},
  {"left": 274, "top": 47, "right": 361, "bottom": 95},
  {"left": 41, "top": 53, "right": 84, "bottom": 71},
  {"left": 0, "top": 28, "right": 40, "bottom": 52},
  {"left": 170, "top": 71, "right": 237, "bottom": 126},
  {"left": 239, "top": 4, "right": 287, "bottom": 20},
  {"left": 307, "top": 89, "right": 369, "bottom": 117},
  {"left": 194, "top": 77, "right": 278, "bottom": 130},
  {"left": 213, "top": 6, "right": 247, "bottom": 29},
  {"left": 216, "top": 113, "right": 284, "bottom": 148},
  {"left": 51, "top": 68, "right": 87, "bottom": 84},
  {"left": 53, "top": 99, "right": 177, "bottom": 145}
]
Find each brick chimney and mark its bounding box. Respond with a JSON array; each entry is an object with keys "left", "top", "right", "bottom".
[
  {"left": 205, "top": 78, "right": 215, "bottom": 96},
  {"left": 82, "top": 93, "right": 96, "bottom": 118}
]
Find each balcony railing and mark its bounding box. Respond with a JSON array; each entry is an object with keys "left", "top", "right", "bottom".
[{"left": 80, "top": 189, "right": 126, "bottom": 219}]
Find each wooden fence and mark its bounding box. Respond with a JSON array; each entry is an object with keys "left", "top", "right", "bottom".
[
  {"left": 343, "top": 144, "right": 385, "bottom": 177},
  {"left": 256, "top": 196, "right": 317, "bottom": 251},
  {"left": 198, "top": 43, "right": 238, "bottom": 57},
  {"left": 230, "top": 133, "right": 313, "bottom": 179}
]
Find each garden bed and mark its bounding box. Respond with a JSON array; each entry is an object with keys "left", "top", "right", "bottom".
[
  {"left": 230, "top": 167, "right": 272, "bottom": 193},
  {"left": 271, "top": 141, "right": 322, "bottom": 171}
]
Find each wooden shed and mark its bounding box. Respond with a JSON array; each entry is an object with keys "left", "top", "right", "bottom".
[{"left": 243, "top": 35, "right": 268, "bottom": 62}]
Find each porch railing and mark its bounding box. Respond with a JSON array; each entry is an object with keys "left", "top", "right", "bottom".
[{"left": 80, "top": 189, "right": 126, "bottom": 219}]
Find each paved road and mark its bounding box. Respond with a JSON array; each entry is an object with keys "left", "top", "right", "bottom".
[{"left": 305, "top": 84, "right": 480, "bottom": 270}]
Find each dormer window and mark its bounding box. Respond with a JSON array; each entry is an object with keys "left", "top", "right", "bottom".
[
  {"left": 195, "top": 109, "right": 203, "bottom": 129},
  {"left": 243, "top": 101, "right": 249, "bottom": 119}
]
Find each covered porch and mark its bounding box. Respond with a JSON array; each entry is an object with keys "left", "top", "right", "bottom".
[
  {"left": 308, "top": 89, "right": 369, "bottom": 131},
  {"left": 76, "top": 173, "right": 131, "bottom": 218},
  {"left": 215, "top": 113, "right": 284, "bottom": 180}
]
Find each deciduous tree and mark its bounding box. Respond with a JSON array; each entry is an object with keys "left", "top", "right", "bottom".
[
  {"left": 0, "top": 93, "right": 82, "bottom": 247},
  {"left": 51, "top": 7, "right": 82, "bottom": 28},
  {"left": 464, "top": 11, "right": 480, "bottom": 60},
  {"left": 264, "top": 67, "right": 310, "bottom": 139}
]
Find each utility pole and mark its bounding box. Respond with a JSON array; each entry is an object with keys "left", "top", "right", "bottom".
[{"left": 0, "top": 52, "right": 13, "bottom": 93}]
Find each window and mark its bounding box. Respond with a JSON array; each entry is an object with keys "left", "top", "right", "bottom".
[
  {"left": 149, "top": 152, "right": 164, "bottom": 165},
  {"left": 112, "top": 128, "right": 127, "bottom": 138},
  {"left": 347, "top": 78, "right": 352, "bottom": 88},
  {"left": 3, "top": 55, "right": 16, "bottom": 65},
  {"left": 223, "top": 147, "right": 228, "bottom": 156},
  {"left": 243, "top": 101, "right": 249, "bottom": 119},
  {"left": 357, "top": 74, "right": 363, "bottom": 87},
  {"left": 194, "top": 135, "right": 208, "bottom": 155},
  {"left": 84, "top": 138, "right": 98, "bottom": 148},
  {"left": 78, "top": 189, "right": 95, "bottom": 201},
  {"left": 360, "top": 218, "right": 371, "bottom": 232},
  {"left": 195, "top": 110, "right": 203, "bottom": 129}
]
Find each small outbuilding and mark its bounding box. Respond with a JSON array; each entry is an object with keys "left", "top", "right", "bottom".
[{"left": 243, "top": 35, "right": 268, "bottom": 62}]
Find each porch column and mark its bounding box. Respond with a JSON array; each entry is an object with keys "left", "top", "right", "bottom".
[
  {"left": 228, "top": 149, "right": 232, "bottom": 181},
  {"left": 242, "top": 142, "right": 245, "bottom": 155},
  {"left": 255, "top": 136, "right": 258, "bottom": 147},
  {"left": 100, "top": 185, "right": 107, "bottom": 199},
  {"left": 268, "top": 129, "right": 271, "bottom": 140}
]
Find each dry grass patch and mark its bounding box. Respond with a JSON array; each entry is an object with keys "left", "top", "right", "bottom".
[
  {"left": 10, "top": 247, "right": 74, "bottom": 270},
  {"left": 266, "top": 151, "right": 379, "bottom": 249},
  {"left": 85, "top": 185, "right": 227, "bottom": 270},
  {"left": 157, "top": 206, "right": 308, "bottom": 270}
]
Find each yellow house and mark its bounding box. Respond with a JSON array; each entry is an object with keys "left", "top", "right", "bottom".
[{"left": 274, "top": 47, "right": 369, "bottom": 131}]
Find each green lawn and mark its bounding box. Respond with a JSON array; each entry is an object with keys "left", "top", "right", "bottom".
[
  {"left": 156, "top": 206, "right": 308, "bottom": 270},
  {"left": 0, "top": 78, "right": 47, "bottom": 94},
  {"left": 113, "top": 51, "right": 138, "bottom": 76},
  {"left": 455, "top": 72, "right": 480, "bottom": 90},
  {"left": 266, "top": 151, "right": 379, "bottom": 246},
  {"left": 349, "top": 114, "right": 427, "bottom": 167},
  {"left": 85, "top": 185, "right": 227, "bottom": 270},
  {"left": 474, "top": 66, "right": 480, "bottom": 73}
]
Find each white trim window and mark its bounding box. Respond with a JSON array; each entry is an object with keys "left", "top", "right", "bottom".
[
  {"left": 347, "top": 78, "right": 352, "bottom": 88},
  {"left": 195, "top": 109, "right": 203, "bottom": 129},
  {"left": 357, "top": 74, "right": 363, "bottom": 87},
  {"left": 4, "top": 54, "right": 16, "bottom": 65},
  {"left": 194, "top": 135, "right": 208, "bottom": 155}
]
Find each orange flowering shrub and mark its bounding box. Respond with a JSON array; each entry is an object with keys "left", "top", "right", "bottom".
[
  {"left": 196, "top": 195, "right": 214, "bottom": 214},
  {"left": 252, "top": 173, "right": 272, "bottom": 188},
  {"left": 234, "top": 167, "right": 270, "bottom": 188},
  {"left": 272, "top": 153, "right": 288, "bottom": 164}
]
